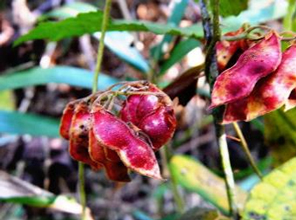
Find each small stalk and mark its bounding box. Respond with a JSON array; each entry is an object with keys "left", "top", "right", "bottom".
[
  {"left": 216, "top": 124, "right": 237, "bottom": 216},
  {"left": 232, "top": 122, "right": 263, "bottom": 179},
  {"left": 92, "top": 0, "right": 113, "bottom": 93}
]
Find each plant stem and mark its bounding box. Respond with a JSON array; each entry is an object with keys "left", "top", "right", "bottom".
[
  {"left": 216, "top": 123, "right": 237, "bottom": 216},
  {"left": 79, "top": 162, "right": 86, "bottom": 220},
  {"left": 200, "top": 0, "right": 238, "bottom": 217},
  {"left": 92, "top": 0, "right": 113, "bottom": 93},
  {"left": 232, "top": 122, "right": 263, "bottom": 180},
  {"left": 78, "top": 0, "right": 112, "bottom": 219}
]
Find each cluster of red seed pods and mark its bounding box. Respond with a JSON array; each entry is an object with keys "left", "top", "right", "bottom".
[
  {"left": 211, "top": 29, "right": 296, "bottom": 123},
  {"left": 60, "top": 81, "right": 176, "bottom": 182}
]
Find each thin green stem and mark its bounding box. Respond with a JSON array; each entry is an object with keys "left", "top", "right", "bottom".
[
  {"left": 232, "top": 122, "right": 263, "bottom": 180},
  {"left": 79, "top": 162, "right": 86, "bottom": 220},
  {"left": 216, "top": 124, "right": 237, "bottom": 216},
  {"left": 92, "top": 0, "right": 113, "bottom": 93}
]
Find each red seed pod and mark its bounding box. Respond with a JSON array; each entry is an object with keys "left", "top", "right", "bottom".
[
  {"left": 89, "top": 128, "right": 130, "bottom": 182},
  {"left": 285, "top": 89, "right": 296, "bottom": 111},
  {"left": 69, "top": 101, "right": 100, "bottom": 169},
  {"left": 60, "top": 100, "right": 79, "bottom": 140},
  {"left": 223, "top": 44, "right": 296, "bottom": 123},
  {"left": 120, "top": 83, "right": 162, "bottom": 124},
  {"left": 139, "top": 105, "right": 177, "bottom": 151},
  {"left": 210, "top": 32, "right": 281, "bottom": 109},
  {"left": 92, "top": 104, "right": 162, "bottom": 179}
]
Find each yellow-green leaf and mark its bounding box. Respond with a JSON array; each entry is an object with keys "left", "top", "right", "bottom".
[
  {"left": 169, "top": 155, "right": 247, "bottom": 215},
  {"left": 242, "top": 157, "right": 296, "bottom": 220}
]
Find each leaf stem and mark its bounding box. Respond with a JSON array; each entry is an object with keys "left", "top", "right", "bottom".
[
  {"left": 92, "top": 0, "right": 113, "bottom": 93},
  {"left": 232, "top": 122, "right": 263, "bottom": 180}
]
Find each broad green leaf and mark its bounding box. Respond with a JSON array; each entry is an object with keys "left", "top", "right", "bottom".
[
  {"left": 0, "top": 91, "right": 15, "bottom": 110},
  {"left": 219, "top": 0, "right": 248, "bottom": 17},
  {"left": 0, "top": 66, "right": 118, "bottom": 91},
  {"left": 177, "top": 207, "right": 230, "bottom": 220},
  {"left": 0, "top": 171, "right": 86, "bottom": 215},
  {"left": 0, "top": 110, "right": 59, "bottom": 137},
  {"left": 159, "top": 39, "right": 200, "bottom": 75},
  {"left": 15, "top": 1, "right": 288, "bottom": 46},
  {"left": 264, "top": 109, "right": 296, "bottom": 166},
  {"left": 45, "top": 3, "right": 149, "bottom": 73},
  {"left": 169, "top": 155, "right": 247, "bottom": 215},
  {"left": 242, "top": 157, "right": 296, "bottom": 220},
  {"left": 15, "top": 11, "right": 204, "bottom": 46}
]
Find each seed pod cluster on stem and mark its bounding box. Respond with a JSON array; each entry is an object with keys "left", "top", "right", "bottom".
[
  {"left": 60, "top": 81, "right": 177, "bottom": 182},
  {"left": 210, "top": 28, "right": 296, "bottom": 123}
]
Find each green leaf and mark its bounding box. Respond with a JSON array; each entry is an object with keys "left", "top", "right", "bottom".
[
  {"left": 219, "top": 0, "right": 248, "bottom": 17},
  {"left": 159, "top": 38, "right": 200, "bottom": 75},
  {"left": 242, "top": 157, "right": 296, "bottom": 220},
  {"left": 0, "top": 110, "right": 59, "bottom": 137},
  {"left": 264, "top": 109, "right": 296, "bottom": 167},
  {"left": 169, "top": 155, "right": 247, "bottom": 215},
  {"left": 14, "top": 11, "right": 204, "bottom": 46},
  {"left": 0, "top": 66, "right": 118, "bottom": 91},
  {"left": 177, "top": 207, "right": 230, "bottom": 220},
  {"left": 0, "top": 170, "right": 85, "bottom": 215},
  {"left": 44, "top": 3, "right": 149, "bottom": 73},
  {"left": 15, "top": 1, "right": 288, "bottom": 46}
]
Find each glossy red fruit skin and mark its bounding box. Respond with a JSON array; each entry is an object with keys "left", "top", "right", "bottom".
[
  {"left": 120, "top": 83, "right": 176, "bottom": 150},
  {"left": 223, "top": 44, "right": 296, "bottom": 123},
  {"left": 89, "top": 127, "right": 130, "bottom": 182},
  {"left": 120, "top": 95, "right": 142, "bottom": 125},
  {"left": 210, "top": 32, "right": 282, "bottom": 109},
  {"left": 91, "top": 104, "right": 162, "bottom": 180},
  {"left": 139, "top": 105, "right": 177, "bottom": 151},
  {"left": 68, "top": 101, "right": 100, "bottom": 170}
]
